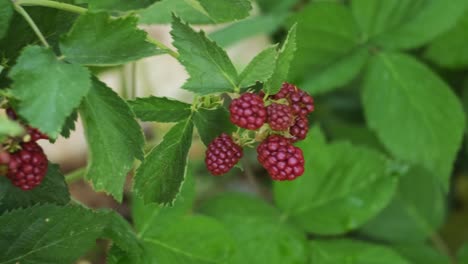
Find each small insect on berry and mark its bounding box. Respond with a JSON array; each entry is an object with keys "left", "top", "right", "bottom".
[
  {"left": 205, "top": 133, "right": 243, "bottom": 176},
  {"left": 229, "top": 93, "right": 267, "bottom": 130},
  {"left": 257, "top": 135, "right": 305, "bottom": 181},
  {"left": 7, "top": 141, "right": 48, "bottom": 190},
  {"left": 266, "top": 103, "right": 294, "bottom": 131}
]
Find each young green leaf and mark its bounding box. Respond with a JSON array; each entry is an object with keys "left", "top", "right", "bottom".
[
  {"left": 193, "top": 107, "right": 236, "bottom": 146},
  {"left": 199, "top": 193, "right": 308, "bottom": 264},
  {"left": 264, "top": 24, "right": 297, "bottom": 95},
  {"left": 290, "top": 2, "right": 367, "bottom": 94},
  {"left": 79, "top": 78, "right": 145, "bottom": 202},
  {"left": 9, "top": 46, "right": 91, "bottom": 139},
  {"left": 0, "top": 163, "right": 69, "bottom": 214},
  {"left": 86, "top": 0, "right": 158, "bottom": 12},
  {"left": 0, "top": 115, "right": 23, "bottom": 142},
  {"left": 139, "top": 0, "right": 212, "bottom": 25},
  {"left": 238, "top": 45, "right": 278, "bottom": 88},
  {"left": 274, "top": 127, "right": 398, "bottom": 235},
  {"left": 362, "top": 52, "right": 466, "bottom": 191},
  {"left": 394, "top": 244, "right": 451, "bottom": 264},
  {"left": 310, "top": 239, "right": 410, "bottom": 264},
  {"left": 141, "top": 215, "right": 235, "bottom": 263},
  {"left": 134, "top": 118, "right": 193, "bottom": 205},
  {"left": 60, "top": 13, "right": 163, "bottom": 66},
  {"left": 0, "top": 0, "right": 13, "bottom": 39},
  {"left": 352, "top": 0, "right": 468, "bottom": 49},
  {"left": 129, "top": 96, "right": 192, "bottom": 123},
  {"left": 0, "top": 204, "right": 123, "bottom": 264},
  {"left": 194, "top": 0, "right": 252, "bottom": 23},
  {"left": 171, "top": 16, "right": 239, "bottom": 95},
  {"left": 361, "top": 166, "right": 445, "bottom": 243},
  {"left": 425, "top": 12, "right": 468, "bottom": 69}
]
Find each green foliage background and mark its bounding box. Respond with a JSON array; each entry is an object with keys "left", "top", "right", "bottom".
[{"left": 1, "top": 0, "right": 468, "bottom": 263}]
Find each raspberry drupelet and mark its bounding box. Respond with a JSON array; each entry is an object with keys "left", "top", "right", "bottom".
[
  {"left": 229, "top": 93, "right": 267, "bottom": 130},
  {"left": 266, "top": 103, "right": 294, "bottom": 131},
  {"left": 274, "top": 83, "right": 314, "bottom": 116},
  {"left": 205, "top": 133, "right": 243, "bottom": 175},
  {"left": 289, "top": 115, "right": 309, "bottom": 142},
  {"left": 257, "top": 135, "right": 305, "bottom": 181}
]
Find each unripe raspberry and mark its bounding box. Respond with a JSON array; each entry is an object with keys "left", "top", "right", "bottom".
[
  {"left": 290, "top": 115, "right": 309, "bottom": 142},
  {"left": 274, "top": 83, "right": 314, "bottom": 116},
  {"left": 229, "top": 93, "right": 267, "bottom": 130},
  {"left": 205, "top": 134, "right": 243, "bottom": 175},
  {"left": 7, "top": 141, "right": 48, "bottom": 190},
  {"left": 257, "top": 135, "right": 305, "bottom": 181},
  {"left": 266, "top": 103, "right": 294, "bottom": 131}
]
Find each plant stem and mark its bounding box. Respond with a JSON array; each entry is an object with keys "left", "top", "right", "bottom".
[
  {"left": 147, "top": 37, "right": 180, "bottom": 59},
  {"left": 430, "top": 232, "right": 458, "bottom": 264},
  {"left": 65, "top": 167, "right": 86, "bottom": 184},
  {"left": 12, "top": 1, "right": 50, "bottom": 48},
  {"left": 16, "top": 0, "right": 87, "bottom": 14}
]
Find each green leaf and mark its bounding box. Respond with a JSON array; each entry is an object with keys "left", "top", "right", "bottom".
[
  {"left": 352, "top": 0, "right": 468, "bottom": 49},
  {"left": 60, "top": 13, "right": 163, "bottom": 66},
  {"left": 274, "top": 127, "right": 398, "bottom": 235},
  {"left": 129, "top": 96, "right": 192, "bottom": 123},
  {"left": 79, "top": 78, "right": 145, "bottom": 202},
  {"left": 192, "top": 0, "right": 252, "bottom": 23},
  {"left": 0, "top": 163, "right": 69, "bottom": 214},
  {"left": 9, "top": 46, "right": 91, "bottom": 139},
  {"left": 134, "top": 118, "right": 193, "bottom": 205},
  {"left": 87, "top": 0, "right": 158, "bottom": 12},
  {"left": 459, "top": 244, "right": 468, "bottom": 264},
  {"left": 0, "top": 115, "right": 23, "bottom": 142},
  {"left": 0, "top": 0, "right": 13, "bottom": 39},
  {"left": 362, "top": 52, "right": 466, "bottom": 191},
  {"left": 171, "top": 16, "right": 239, "bottom": 95},
  {"left": 141, "top": 215, "right": 234, "bottom": 264},
  {"left": 193, "top": 107, "right": 236, "bottom": 146},
  {"left": 425, "top": 11, "right": 468, "bottom": 69},
  {"left": 238, "top": 45, "right": 278, "bottom": 88},
  {"left": 361, "top": 166, "right": 445, "bottom": 243},
  {"left": 60, "top": 111, "right": 78, "bottom": 139},
  {"left": 0, "top": 204, "right": 122, "bottom": 264},
  {"left": 139, "top": 0, "right": 212, "bottom": 25},
  {"left": 291, "top": 2, "right": 365, "bottom": 94},
  {"left": 209, "top": 14, "right": 287, "bottom": 47},
  {"left": 264, "top": 24, "right": 297, "bottom": 95},
  {"left": 310, "top": 239, "right": 410, "bottom": 264},
  {"left": 394, "top": 244, "right": 451, "bottom": 264},
  {"left": 256, "top": 0, "right": 300, "bottom": 13},
  {"left": 200, "top": 193, "right": 308, "bottom": 264},
  {"left": 133, "top": 172, "right": 196, "bottom": 238}
]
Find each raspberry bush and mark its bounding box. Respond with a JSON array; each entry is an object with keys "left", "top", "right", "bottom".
[{"left": 1, "top": 0, "right": 468, "bottom": 263}]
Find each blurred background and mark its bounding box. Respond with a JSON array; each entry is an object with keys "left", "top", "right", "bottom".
[{"left": 22, "top": 0, "right": 468, "bottom": 263}]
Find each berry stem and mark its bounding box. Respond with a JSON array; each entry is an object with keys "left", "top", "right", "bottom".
[
  {"left": 65, "top": 167, "right": 86, "bottom": 184},
  {"left": 16, "top": 0, "right": 87, "bottom": 14},
  {"left": 12, "top": 1, "right": 50, "bottom": 48}
]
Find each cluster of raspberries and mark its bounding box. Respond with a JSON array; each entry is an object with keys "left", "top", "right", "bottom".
[
  {"left": 0, "top": 109, "right": 49, "bottom": 190},
  {"left": 205, "top": 83, "right": 314, "bottom": 181}
]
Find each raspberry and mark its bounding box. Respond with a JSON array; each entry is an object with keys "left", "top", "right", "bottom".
[
  {"left": 290, "top": 115, "right": 309, "bottom": 142},
  {"left": 26, "top": 126, "right": 49, "bottom": 141},
  {"left": 257, "top": 135, "right": 305, "bottom": 181},
  {"left": 7, "top": 141, "right": 48, "bottom": 190},
  {"left": 205, "top": 133, "right": 243, "bottom": 175},
  {"left": 0, "top": 151, "right": 10, "bottom": 165},
  {"left": 6, "top": 108, "right": 17, "bottom": 120},
  {"left": 229, "top": 93, "right": 267, "bottom": 130},
  {"left": 274, "top": 83, "right": 314, "bottom": 116},
  {"left": 266, "top": 103, "right": 294, "bottom": 131}
]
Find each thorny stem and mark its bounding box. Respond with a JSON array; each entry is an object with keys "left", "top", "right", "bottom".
[
  {"left": 12, "top": 1, "right": 50, "bottom": 48},
  {"left": 16, "top": 0, "right": 87, "bottom": 14}
]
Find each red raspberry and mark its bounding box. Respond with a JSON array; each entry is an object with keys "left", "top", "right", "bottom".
[
  {"left": 257, "top": 135, "right": 305, "bottom": 181},
  {"left": 274, "top": 83, "right": 314, "bottom": 116},
  {"left": 6, "top": 108, "right": 17, "bottom": 120},
  {"left": 7, "top": 141, "right": 48, "bottom": 190},
  {"left": 26, "top": 126, "right": 49, "bottom": 141},
  {"left": 205, "top": 133, "right": 243, "bottom": 175},
  {"left": 290, "top": 115, "right": 309, "bottom": 142},
  {"left": 266, "top": 103, "right": 294, "bottom": 131},
  {"left": 229, "top": 93, "right": 267, "bottom": 130},
  {"left": 0, "top": 151, "right": 10, "bottom": 165}
]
